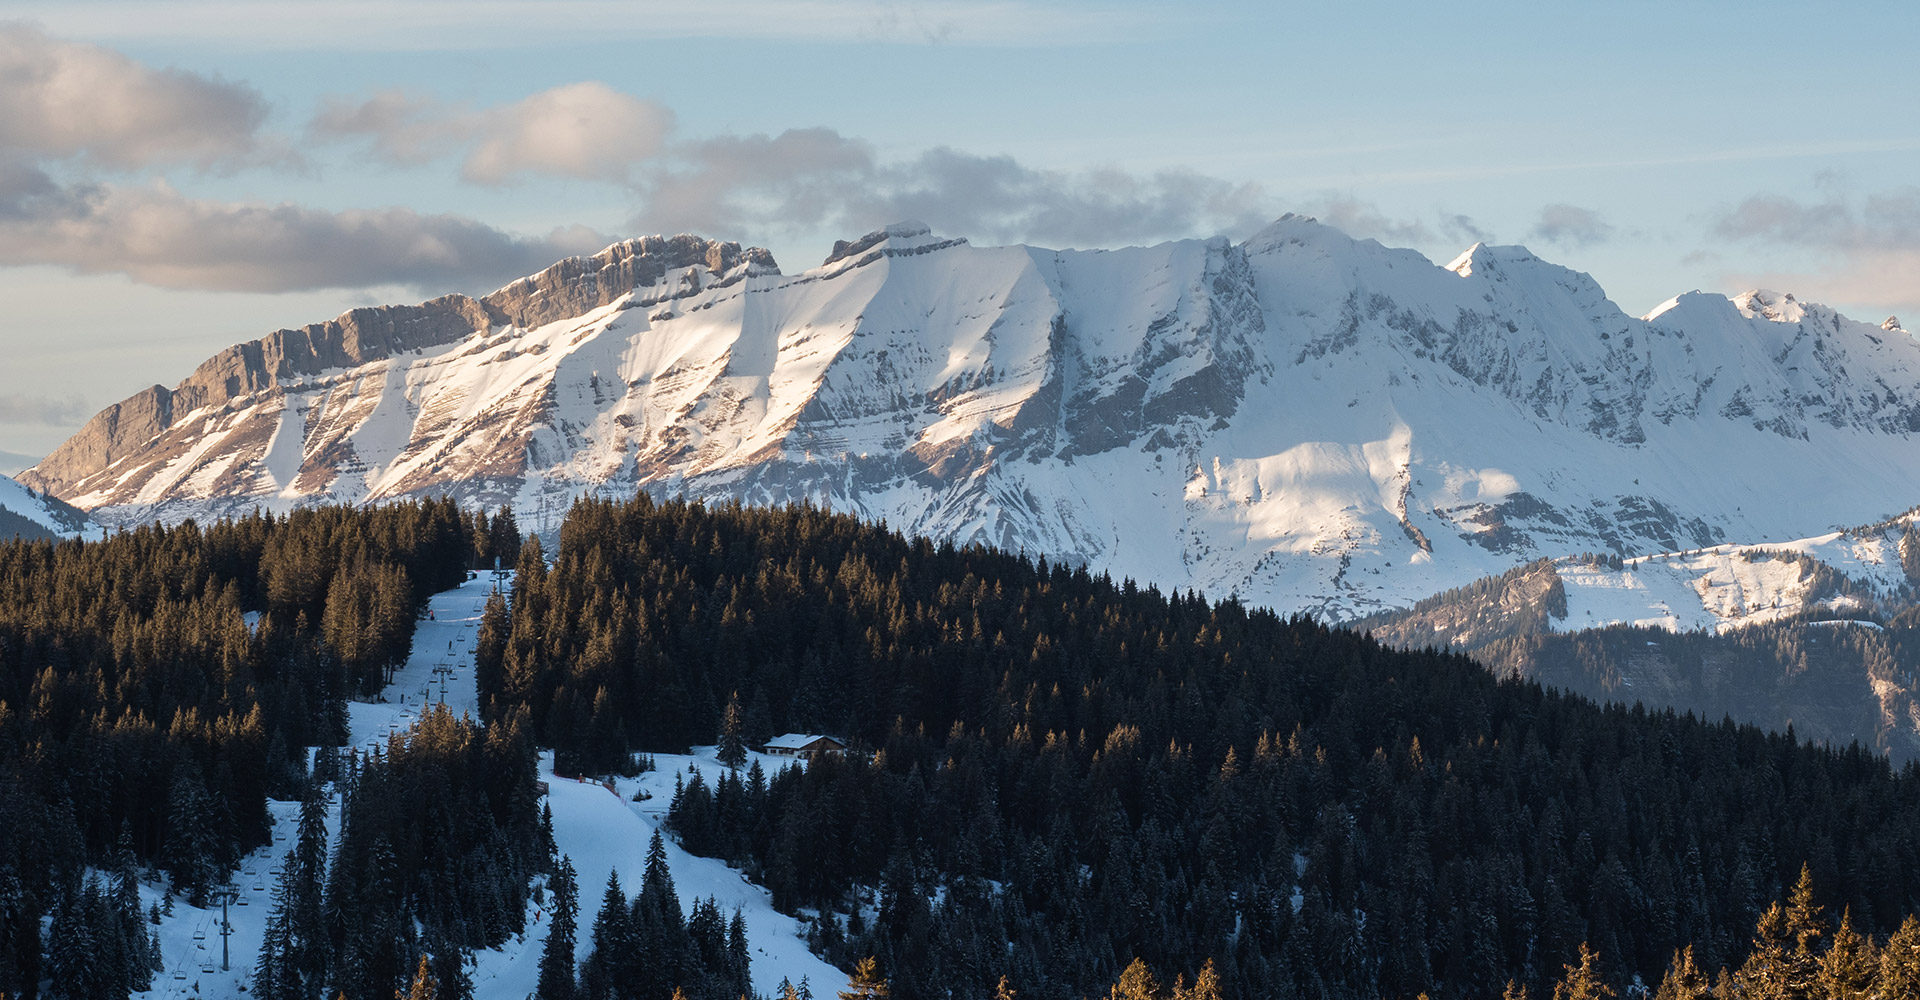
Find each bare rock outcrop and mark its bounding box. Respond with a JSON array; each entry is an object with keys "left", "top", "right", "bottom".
[{"left": 21, "top": 235, "right": 775, "bottom": 496}]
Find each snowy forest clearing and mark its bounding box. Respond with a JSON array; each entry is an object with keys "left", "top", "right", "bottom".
[{"left": 135, "top": 571, "right": 844, "bottom": 1000}]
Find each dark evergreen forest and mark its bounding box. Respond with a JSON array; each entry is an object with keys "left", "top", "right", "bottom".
[
  {"left": 0, "top": 500, "right": 531, "bottom": 1000},
  {"left": 482, "top": 495, "right": 1920, "bottom": 1000},
  {"left": 11, "top": 492, "right": 1920, "bottom": 999}
]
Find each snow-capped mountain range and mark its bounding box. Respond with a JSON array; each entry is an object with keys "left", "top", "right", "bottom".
[{"left": 21, "top": 217, "right": 1920, "bottom": 619}]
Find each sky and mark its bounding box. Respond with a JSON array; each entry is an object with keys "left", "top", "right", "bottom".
[{"left": 0, "top": 0, "right": 1915, "bottom": 470}]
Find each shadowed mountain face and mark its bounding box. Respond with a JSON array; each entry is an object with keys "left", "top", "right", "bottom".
[
  {"left": 24, "top": 217, "right": 1920, "bottom": 618},
  {"left": 0, "top": 472, "right": 99, "bottom": 542}
]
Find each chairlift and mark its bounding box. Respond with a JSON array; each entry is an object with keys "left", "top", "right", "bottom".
[
  {"left": 235, "top": 895, "right": 249, "bottom": 906},
  {"left": 253, "top": 881, "right": 266, "bottom": 891},
  {"left": 202, "top": 964, "right": 216, "bottom": 974},
  {"left": 192, "top": 928, "right": 206, "bottom": 941},
  {"left": 269, "top": 865, "right": 284, "bottom": 876},
  {"left": 174, "top": 971, "right": 187, "bottom": 981}
]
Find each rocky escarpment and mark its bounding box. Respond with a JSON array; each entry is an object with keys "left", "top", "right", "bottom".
[
  {"left": 22, "top": 235, "right": 776, "bottom": 498},
  {"left": 26, "top": 217, "right": 1920, "bottom": 618}
]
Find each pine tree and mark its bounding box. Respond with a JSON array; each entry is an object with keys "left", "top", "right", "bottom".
[
  {"left": 289, "top": 788, "right": 332, "bottom": 997},
  {"left": 46, "top": 879, "right": 101, "bottom": 1000},
  {"left": 1551, "top": 943, "right": 1616, "bottom": 1000},
  {"left": 1170, "top": 960, "right": 1220, "bottom": 1000},
  {"left": 1735, "top": 902, "right": 1795, "bottom": 999},
  {"left": 839, "top": 957, "right": 889, "bottom": 1000},
  {"left": 582, "top": 871, "right": 631, "bottom": 1000},
  {"left": 1781, "top": 863, "right": 1824, "bottom": 999},
  {"left": 162, "top": 767, "right": 220, "bottom": 906},
  {"left": 1110, "top": 958, "right": 1163, "bottom": 1000},
  {"left": 1817, "top": 908, "right": 1877, "bottom": 1000},
  {"left": 1652, "top": 946, "right": 1710, "bottom": 1000},
  {"left": 537, "top": 857, "right": 579, "bottom": 1000},
  {"left": 405, "top": 954, "right": 439, "bottom": 1000},
  {"left": 718, "top": 693, "right": 747, "bottom": 770},
  {"left": 1880, "top": 915, "right": 1920, "bottom": 997}
]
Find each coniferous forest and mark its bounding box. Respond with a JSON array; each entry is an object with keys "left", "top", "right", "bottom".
[
  {"left": 0, "top": 500, "right": 535, "bottom": 1000},
  {"left": 10, "top": 494, "right": 1920, "bottom": 999},
  {"left": 483, "top": 496, "right": 1920, "bottom": 1000}
]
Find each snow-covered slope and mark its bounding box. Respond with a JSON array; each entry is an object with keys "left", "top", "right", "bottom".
[
  {"left": 137, "top": 573, "right": 847, "bottom": 1000},
  {"left": 1367, "top": 515, "right": 1920, "bottom": 652},
  {"left": 0, "top": 472, "right": 101, "bottom": 541},
  {"left": 29, "top": 218, "right": 1920, "bottom": 618}
]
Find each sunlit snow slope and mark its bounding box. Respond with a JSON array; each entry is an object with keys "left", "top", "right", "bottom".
[
  {"left": 136, "top": 574, "right": 847, "bottom": 1000},
  {"left": 0, "top": 472, "right": 100, "bottom": 541},
  {"left": 28, "top": 218, "right": 1920, "bottom": 618}
]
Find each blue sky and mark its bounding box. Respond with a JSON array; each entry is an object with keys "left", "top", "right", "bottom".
[{"left": 0, "top": 0, "right": 1915, "bottom": 466}]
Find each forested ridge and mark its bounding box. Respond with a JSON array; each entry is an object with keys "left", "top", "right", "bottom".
[
  {"left": 0, "top": 500, "right": 532, "bottom": 1000},
  {"left": 484, "top": 495, "right": 1920, "bottom": 1000},
  {"left": 11, "top": 493, "right": 1920, "bottom": 999}
]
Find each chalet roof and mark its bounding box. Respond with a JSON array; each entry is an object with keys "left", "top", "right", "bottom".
[{"left": 762, "top": 733, "right": 843, "bottom": 750}]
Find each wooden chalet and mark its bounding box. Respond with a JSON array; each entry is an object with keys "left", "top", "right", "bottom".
[{"left": 757, "top": 733, "right": 848, "bottom": 758}]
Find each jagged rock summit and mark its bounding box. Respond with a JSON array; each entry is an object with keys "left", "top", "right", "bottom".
[{"left": 24, "top": 217, "right": 1920, "bottom": 617}]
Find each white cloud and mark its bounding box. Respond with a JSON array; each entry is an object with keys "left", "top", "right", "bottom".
[
  {"left": 631, "top": 128, "right": 1271, "bottom": 253},
  {"left": 0, "top": 177, "right": 612, "bottom": 292},
  {"left": 461, "top": 83, "right": 673, "bottom": 185},
  {"left": 0, "top": 392, "right": 87, "bottom": 425},
  {"left": 314, "top": 82, "right": 674, "bottom": 186},
  {"left": 1714, "top": 188, "right": 1920, "bottom": 314},
  {"left": 0, "top": 22, "right": 269, "bottom": 169},
  {"left": 1530, "top": 203, "right": 1614, "bottom": 248},
  {"left": 12, "top": 0, "right": 1155, "bottom": 50}
]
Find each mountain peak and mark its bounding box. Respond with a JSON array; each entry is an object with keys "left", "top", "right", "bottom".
[
  {"left": 1886, "top": 316, "right": 1905, "bottom": 333},
  {"left": 820, "top": 221, "right": 963, "bottom": 267},
  {"left": 1444, "top": 242, "right": 1489, "bottom": 276},
  {"left": 1732, "top": 289, "right": 1814, "bottom": 324}
]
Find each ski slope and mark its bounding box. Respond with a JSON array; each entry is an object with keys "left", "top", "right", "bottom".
[{"left": 136, "top": 573, "right": 846, "bottom": 1000}]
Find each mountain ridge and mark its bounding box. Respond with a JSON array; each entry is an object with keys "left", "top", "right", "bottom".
[{"left": 24, "top": 215, "right": 1920, "bottom": 618}]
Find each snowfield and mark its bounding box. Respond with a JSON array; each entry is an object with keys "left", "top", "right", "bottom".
[
  {"left": 136, "top": 572, "right": 847, "bottom": 1000},
  {"left": 1554, "top": 521, "right": 1914, "bottom": 634},
  {"left": 41, "top": 219, "right": 1920, "bottom": 621}
]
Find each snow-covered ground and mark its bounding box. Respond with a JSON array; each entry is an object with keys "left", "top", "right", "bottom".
[
  {"left": 136, "top": 571, "right": 846, "bottom": 1000},
  {"left": 0, "top": 473, "right": 99, "bottom": 540},
  {"left": 1555, "top": 524, "right": 1912, "bottom": 634}
]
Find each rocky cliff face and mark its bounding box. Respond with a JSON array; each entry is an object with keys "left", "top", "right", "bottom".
[{"left": 26, "top": 217, "right": 1920, "bottom": 618}]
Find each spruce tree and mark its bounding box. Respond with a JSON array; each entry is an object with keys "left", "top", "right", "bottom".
[
  {"left": 1652, "top": 946, "right": 1710, "bottom": 1000},
  {"left": 1550, "top": 943, "right": 1615, "bottom": 1000},
  {"left": 1735, "top": 902, "right": 1795, "bottom": 999},
  {"left": 718, "top": 693, "right": 748, "bottom": 770},
  {"left": 582, "top": 871, "right": 631, "bottom": 1000},
  {"left": 839, "top": 957, "right": 890, "bottom": 1000},
  {"left": 162, "top": 767, "right": 220, "bottom": 906},
  {"left": 289, "top": 788, "right": 331, "bottom": 996},
  {"left": 405, "top": 954, "right": 440, "bottom": 1000},
  {"left": 1110, "top": 958, "right": 1163, "bottom": 1000},
  {"left": 536, "top": 856, "right": 578, "bottom": 1000},
  {"left": 1880, "top": 915, "right": 1920, "bottom": 997},
  {"left": 1817, "top": 908, "right": 1877, "bottom": 1000}
]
